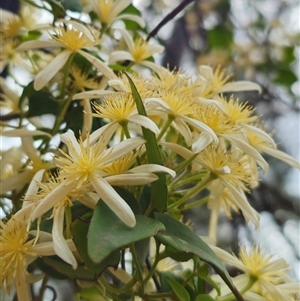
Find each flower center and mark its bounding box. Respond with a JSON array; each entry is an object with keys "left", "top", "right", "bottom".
[{"left": 51, "top": 26, "right": 94, "bottom": 51}]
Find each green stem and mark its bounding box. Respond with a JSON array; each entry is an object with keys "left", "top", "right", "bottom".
[
  {"left": 99, "top": 274, "right": 137, "bottom": 294},
  {"left": 173, "top": 153, "right": 199, "bottom": 174},
  {"left": 130, "top": 244, "right": 144, "bottom": 294},
  {"left": 51, "top": 88, "right": 76, "bottom": 136},
  {"left": 65, "top": 206, "right": 72, "bottom": 239},
  {"left": 216, "top": 278, "right": 256, "bottom": 301},
  {"left": 181, "top": 196, "right": 209, "bottom": 210},
  {"left": 169, "top": 172, "right": 207, "bottom": 189},
  {"left": 168, "top": 173, "right": 215, "bottom": 209},
  {"left": 60, "top": 52, "right": 76, "bottom": 98},
  {"left": 120, "top": 121, "right": 131, "bottom": 139},
  {"left": 156, "top": 115, "right": 174, "bottom": 141}
]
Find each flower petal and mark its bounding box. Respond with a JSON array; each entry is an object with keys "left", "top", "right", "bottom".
[
  {"left": 127, "top": 114, "right": 160, "bottom": 134},
  {"left": 218, "top": 81, "right": 262, "bottom": 93},
  {"left": 101, "top": 137, "right": 145, "bottom": 164},
  {"left": 105, "top": 173, "right": 158, "bottom": 185},
  {"left": 263, "top": 147, "right": 300, "bottom": 169},
  {"left": 78, "top": 50, "right": 117, "bottom": 79},
  {"left": 109, "top": 50, "right": 134, "bottom": 63},
  {"left": 73, "top": 90, "right": 117, "bottom": 100},
  {"left": 90, "top": 176, "right": 136, "bottom": 227},
  {"left": 129, "top": 164, "right": 176, "bottom": 178},
  {"left": 16, "top": 40, "right": 59, "bottom": 51},
  {"left": 52, "top": 205, "right": 77, "bottom": 269},
  {"left": 192, "top": 132, "right": 214, "bottom": 153},
  {"left": 60, "top": 131, "right": 81, "bottom": 158},
  {"left": 34, "top": 50, "right": 72, "bottom": 90},
  {"left": 115, "top": 14, "right": 145, "bottom": 28},
  {"left": 31, "top": 179, "right": 75, "bottom": 220}
]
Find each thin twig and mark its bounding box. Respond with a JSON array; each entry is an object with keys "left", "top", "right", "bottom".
[{"left": 146, "top": 0, "right": 196, "bottom": 41}]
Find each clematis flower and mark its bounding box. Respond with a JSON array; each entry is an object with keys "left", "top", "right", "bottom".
[
  {"left": 17, "top": 20, "right": 116, "bottom": 90},
  {"left": 91, "top": 92, "right": 160, "bottom": 136},
  {"left": 165, "top": 142, "right": 260, "bottom": 228},
  {"left": 30, "top": 131, "right": 146, "bottom": 227},
  {"left": 109, "top": 29, "right": 164, "bottom": 73},
  {"left": 0, "top": 217, "right": 76, "bottom": 301},
  {"left": 210, "top": 245, "right": 300, "bottom": 301},
  {"left": 87, "top": 0, "right": 145, "bottom": 27},
  {"left": 145, "top": 89, "right": 218, "bottom": 146},
  {"left": 194, "top": 65, "right": 262, "bottom": 99}
]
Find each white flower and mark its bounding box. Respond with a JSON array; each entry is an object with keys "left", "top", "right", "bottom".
[
  {"left": 17, "top": 20, "right": 116, "bottom": 90},
  {"left": 31, "top": 131, "right": 146, "bottom": 227},
  {"left": 109, "top": 29, "right": 164, "bottom": 73}
]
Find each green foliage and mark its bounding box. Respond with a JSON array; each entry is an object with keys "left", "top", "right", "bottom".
[
  {"left": 167, "top": 277, "right": 190, "bottom": 301},
  {"left": 87, "top": 201, "right": 165, "bottom": 263}
]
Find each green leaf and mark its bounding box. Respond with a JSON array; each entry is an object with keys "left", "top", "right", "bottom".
[
  {"left": 207, "top": 26, "right": 233, "bottom": 49},
  {"left": 154, "top": 213, "right": 243, "bottom": 301},
  {"left": 71, "top": 215, "right": 120, "bottom": 273},
  {"left": 20, "top": 81, "right": 59, "bottom": 117},
  {"left": 62, "top": 0, "right": 82, "bottom": 12},
  {"left": 87, "top": 201, "right": 165, "bottom": 263},
  {"left": 35, "top": 256, "right": 100, "bottom": 281},
  {"left": 125, "top": 73, "right": 167, "bottom": 213},
  {"left": 195, "top": 294, "right": 216, "bottom": 301},
  {"left": 197, "top": 264, "right": 221, "bottom": 296},
  {"left": 166, "top": 277, "right": 190, "bottom": 301}
]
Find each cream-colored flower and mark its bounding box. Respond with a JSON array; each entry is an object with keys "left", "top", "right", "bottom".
[
  {"left": 0, "top": 217, "right": 76, "bottom": 301},
  {"left": 165, "top": 142, "right": 260, "bottom": 228},
  {"left": 87, "top": 0, "right": 145, "bottom": 27},
  {"left": 31, "top": 131, "right": 146, "bottom": 227},
  {"left": 210, "top": 245, "right": 299, "bottom": 301},
  {"left": 17, "top": 20, "right": 116, "bottom": 90},
  {"left": 109, "top": 29, "right": 164, "bottom": 73}
]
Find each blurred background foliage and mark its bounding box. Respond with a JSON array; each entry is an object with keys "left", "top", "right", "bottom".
[{"left": 1, "top": 0, "right": 299, "bottom": 293}]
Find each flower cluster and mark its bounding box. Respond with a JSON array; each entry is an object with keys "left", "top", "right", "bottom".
[{"left": 0, "top": 1, "right": 299, "bottom": 301}]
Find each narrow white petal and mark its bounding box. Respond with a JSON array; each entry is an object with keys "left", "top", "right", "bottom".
[
  {"left": 102, "top": 137, "right": 146, "bottom": 164},
  {"left": 129, "top": 164, "right": 176, "bottom": 178},
  {"left": 34, "top": 50, "right": 72, "bottom": 90},
  {"left": 109, "top": 51, "right": 134, "bottom": 63},
  {"left": 52, "top": 205, "right": 77, "bottom": 269},
  {"left": 192, "top": 132, "right": 214, "bottom": 153},
  {"left": 182, "top": 116, "right": 219, "bottom": 144},
  {"left": 21, "top": 136, "right": 41, "bottom": 163},
  {"left": 263, "top": 147, "right": 300, "bottom": 169},
  {"left": 82, "top": 99, "right": 93, "bottom": 140},
  {"left": 15, "top": 269, "right": 32, "bottom": 301},
  {"left": 225, "top": 134, "right": 269, "bottom": 172},
  {"left": 86, "top": 122, "right": 119, "bottom": 147},
  {"left": 196, "top": 97, "right": 226, "bottom": 113},
  {"left": 23, "top": 169, "right": 45, "bottom": 205},
  {"left": 127, "top": 115, "right": 160, "bottom": 134},
  {"left": 161, "top": 142, "right": 194, "bottom": 160},
  {"left": 210, "top": 246, "right": 247, "bottom": 272},
  {"left": 108, "top": 79, "right": 130, "bottom": 92},
  {"left": 90, "top": 176, "right": 136, "bottom": 227},
  {"left": 14, "top": 203, "right": 34, "bottom": 222},
  {"left": 242, "top": 123, "right": 276, "bottom": 149},
  {"left": 261, "top": 280, "right": 291, "bottom": 301},
  {"left": 78, "top": 50, "right": 117, "bottom": 79},
  {"left": 0, "top": 170, "right": 35, "bottom": 193},
  {"left": 140, "top": 61, "right": 166, "bottom": 74},
  {"left": 105, "top": 173, "right": 158, "bottom": 185},
  {"left": 1, "top": 129, "right": 52, "bottom": 138},
  {"left": 73, "top": 90, "right": 117, "bottom": 100},
  {"left": 110, "top": 0, "right": 132, "bottom": 20},
  {"left": 219, "top": 81, "right": 262, "bottom": 93},
  {"left": 60, "top": 131, "right": 81, "bottom": 158},
  {"left": 224, "top": 182, "right": 260, "bottom": 229},
  {"left": 116, "top": 29, "right": 135, "bottom": 52},
  {"left": 144, "top": 97, "right": 173, "bottom": 112},
  {"left": 173, "top": 118, "right": 193, "bottom": 146},
  {"left": 31, "top": 179, "right": 75, "bottom": 220},
  {"left": 115, "top": 14, "right": 146, "bottom": 28},
  {"left": 16, "top": 40, "right": 59, "bottom": 51}
]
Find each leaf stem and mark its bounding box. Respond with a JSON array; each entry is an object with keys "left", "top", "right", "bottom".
[
  {"left": 156, "top": 115, "right": 174, "bottom": 141},
  {"left": 168, "top": 172, "right": 215, "bottom": 209}
]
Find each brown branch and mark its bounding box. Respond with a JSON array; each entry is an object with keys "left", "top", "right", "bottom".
[{"left": 146, "top": 0, "right": 196, "bottom": 41}]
